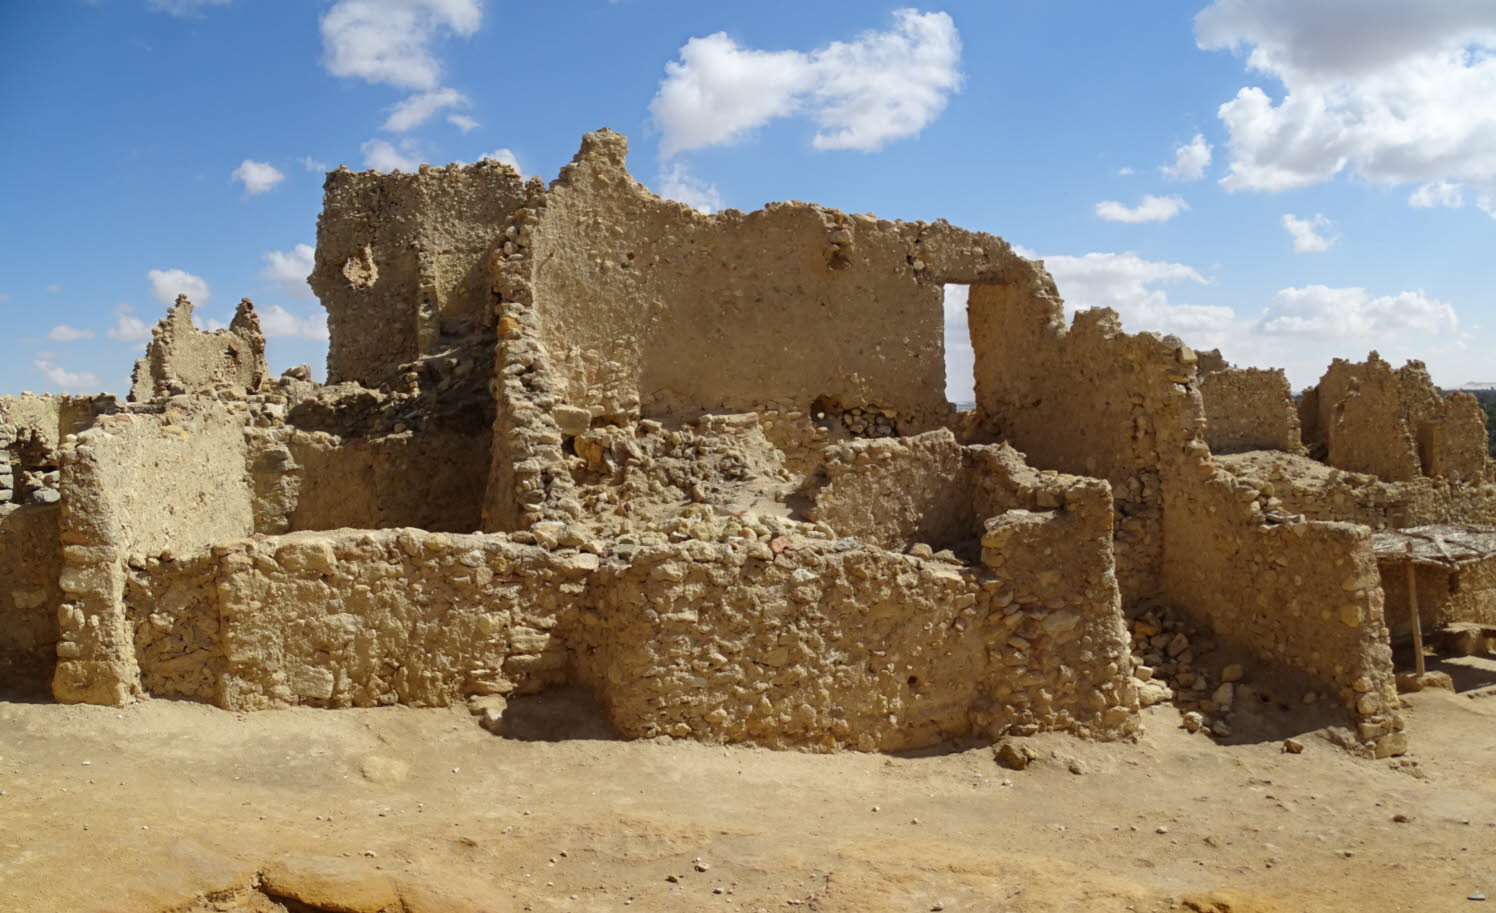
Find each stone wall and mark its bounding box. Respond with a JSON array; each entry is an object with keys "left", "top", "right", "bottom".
[
  {"left": 53, "top": 404, "right": 254, "bottom": 704},
  {"left": 1199, "top": 365, "right": 1302, "bottom": 455},
  {"left": 120, "top": 522, "right": 1138, "bottom": 751},
  {"left": 310, "top": 161, "right": 529, "bottom": 387},
  {"left": 248, "top": 426, "right": 489, "bottom": 535},
  {"left": 0, "top": 504, "right": 60, "bottom": 693},
  {"left": 1161, "top": 461, "right": 1405, "bottom": 756},
  {"left": 1300, "top": 354, "right": 1491, "bottom": 483},
  {"left": 1214, "top": 451, "right": 1496, "bottom": 530},
  {"left": 479, "top": 131, "right": 1042, "bottom": 531},
  {"left": 130, "top": 296, "right": 267, "bottom": 402},
  {"left": 969, "top": 284, "right": 1201, "bottom": 604}
]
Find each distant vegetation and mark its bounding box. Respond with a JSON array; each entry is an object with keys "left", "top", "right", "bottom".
[{"left": 1475, "top": 390, "right": 1496, "bottom": 459}]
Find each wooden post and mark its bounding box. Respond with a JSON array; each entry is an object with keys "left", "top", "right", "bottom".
[{"left": 1406, "top": 542, "right": 1426, "bottom": 676}]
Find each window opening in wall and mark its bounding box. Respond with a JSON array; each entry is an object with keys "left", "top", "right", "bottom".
[{"left": 943, "top": 284, "right": 975, "bottom": 412}]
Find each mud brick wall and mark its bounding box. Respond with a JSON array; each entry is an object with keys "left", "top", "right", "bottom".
[{"left": 1199, "top": 366, "right": 1302, "bottom": 455}]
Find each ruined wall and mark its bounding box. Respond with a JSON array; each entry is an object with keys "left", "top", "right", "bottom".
[
  {"left": 481, "top": 130, "right": 1047, "bottom": 531},
  {"left": 1, "top": 395, "right": 112, "bottom": 692},
  {"left": 130, "top": 297, "right": 267, "bottom": 402},
  {"left": 1301, "top": 354, "right": 1491, "bottom": 483},
  {"left": 0, "top": 504, "right": 60, "bottom": 693},
  {"left": 247, "top": 427, "right": 489, "bottom": 534},
  {"left": 970, "top": 284, "right": 1201, "bottom": 604},
  {"left": 804, "top": 430, "right": 1093, "bottom": 561},
  {"left": 1199, "top": 365, "right": 1302, "bottom": 454},
  {"left": 120, "top": 523, "right": 1137, "bottom": 750},
  {"left": 1214, "top": 451, "right": 1496, "bottom": 530},
  {"left": 310, "top": 161, "right": 529, "bottom": 387},
  {"left": 53, "top": 405, "right": 253, "bottom": 704},
  {"left": 1161, "top": 460, "right": 1404, "bottom": 757}
]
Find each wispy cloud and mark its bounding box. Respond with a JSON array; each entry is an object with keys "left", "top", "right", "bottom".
[
  {"left": 1161, "top": 134, "right": 1212, "bottom": 181},
  {"left": 47, "top": 325, "right": 95, "bottom": 342},
  {"left": 35, "top": 357, "right": 100, "bottom": 390},
  {"left": 260, "top": 244, "right": 316, "bottom": 299},
  {"left": 147, "top": 0, "right": 230, "bottom": 17},
  {"left": 448, "top": 113, "right": 478, "bottom": 133},
  {"left": 259, "top": 305, "right": 329, "bottom": 341},
  {"left": 1095, "top": 194, "right": 1189, "bottom": 223},
  {"left": 1281, "top": 212, "right": 1337, "bottom": 252},
  {"left": 382, "top": 87, "right": 467, "bottom": 131},
  {"left": 362, "top": 138, "right": 422, "bottom": 172},
  {"left": 655, "top": 162, "right": 721, "bottom": 213},
  {"left": 107, "top": 304, "right": 151, "bottom": 342},
  {"left": 147, "top": 268, "right": 210, "bottom": 306}
]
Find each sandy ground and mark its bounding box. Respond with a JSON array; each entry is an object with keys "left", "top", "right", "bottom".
[{"left": 2, "top": 663, "right": 1495, "bottom": 913}]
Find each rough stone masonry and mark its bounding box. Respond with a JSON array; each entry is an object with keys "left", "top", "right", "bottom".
[{"left": 5, "top": 129, "right": 1494, "bottom": 759}]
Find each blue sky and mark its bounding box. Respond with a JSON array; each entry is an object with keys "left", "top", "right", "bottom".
[{"left": 2, "top": 0, "right": 1493, "bottom": 400}]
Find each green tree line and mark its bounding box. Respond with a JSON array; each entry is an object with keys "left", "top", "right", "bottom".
[{"left": 1476, "top": 390, "right": 1496, "bottom": 460}]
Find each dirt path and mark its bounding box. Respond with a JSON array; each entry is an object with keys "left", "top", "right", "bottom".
[{"left": 2, "top": 682, "right": 1494, "bottom": 912}]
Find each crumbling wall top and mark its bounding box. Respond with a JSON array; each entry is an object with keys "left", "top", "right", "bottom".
[{"left": 129, "top": 296, "right": 267, "bottom": 402}]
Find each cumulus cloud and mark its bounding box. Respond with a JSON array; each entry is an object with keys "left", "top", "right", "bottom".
[
  {"left": 1038, "top": 251, "right": 1236, "bottom": 342},
  {"left": 1409, "top": 180, "right": 1464, "bottom": 208},
  {"left": 302, "top": 155, "right": 329, "bottom": 173},
  {"left": 362, "top": 138, "right": 422, "bottom": 172},
  {"left": 47, "top": 325, "right": 94, "bottom": 342},
  {"left": 147, "top": 268, "right": 210, "bottom": 306},
  {"left": 320, "top": 0, "right": 481, "bottom": 91},
  {"left": 1282, "top": 212, "right": 1337, "bottom": 252},
  {"left": 1197, "top": 0, "right": 1496, "bottom": 200},
  {"left": 447, "top": 113, "right": 478, "bottom": 133},
  {"left": 231, "top": 159, "right": 285, "bottom": 195},
  {"left": 655, "top": 163, "right": 722, "bottom": 213},
  {"left": 1256, "top": 285, "right": 1457, "bottom": 338},
  {"left": 650, "top": 9, "right": 962, "bottom": 157},
  {"left": 1161, "top": 134, "right": 1213, "bottom": 181},
  {"left": 107, "top": 304, "right": 151, "bottom": 342},
  {"left": 260, "top": 244, "right": 316, "bottom": 299},
  {"left": 480, "top": 148, "right": 521, "bottom": 171},
  {"left": 147, "top": 0, "right": 230, "bottom": 16},
  {"left": 34, "top": 358, "right": 100, "bottom": 390},
  {"left": 258, "top": 305, "right": 329, "bottom": 341},
  {"left": 1095, "top": 194, "right": 1189, "bottom": 223},
  {"left": 382, "top": 86, "right": 467, "bottom": 131}
]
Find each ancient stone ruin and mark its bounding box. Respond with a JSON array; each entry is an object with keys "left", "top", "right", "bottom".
[{"left": 4, "top": 129, "right": 1494, "bottom": 759}]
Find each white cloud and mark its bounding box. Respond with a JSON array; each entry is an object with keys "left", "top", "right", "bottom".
[
  {"left": 1256, "top": 285, "right": 1457, "bottom": 338},
  {"left": 1161, "top": 134, "right": 1213, "bottom": 181},
  {"left": 480, "top": 148, "right": 520, "bottom": 171},
  {"left": 34, "top": 358, "right": 99, "bottom": 390},
  {"left": 302, "top": 155, "right": 329, "bottom": 172},
  {"left": 382, "top": 86, "right": 467, "bottom": 131},
  {"left": 943, "top": 284, "right": 974, "bottom": 404},
  {"left": 362, "top": 138, "right": 422, "bottom": 171},
  {"left": 194, "top": 314, "right": 229, "bottom": 332},
  {"left": 1281, "top": 212, "right": 1337, "bottom": 252},
  {"left": 1117, "top": 166, "right": 1135, "bottom": 176},
  {"left": 1480, "top": 194, "right": 1496, "bottom": 218},
  {"left": 147, "top": 0, "right": 230, "bottom": 16},
  {"left": 1409, "top": 180, "right": 1464, "bottom": 208},
  {"left": 107, "top": 304, "right": 151, "bottom": 342},
  {"left": 231, "top": 159, "right": 285, "bottom": 196},
  {"left": 320, "top": 0, "right": 481, "bottom": 92},
  {"left": 1095, "top": 194, "right": 1189, "bottom": 223},
  {"left": 259, "top": 305, "right": 330, "bottom": 341},
  {"left": 655, "top": 163, "right": 722, "bottom": 213},
  {"left": 1197, "top": 0, "right": 1496, "bottom": 199},
  {"left": 47, "top": 325, "right": 94, "bottom": 342},
  {"left": 650, "top": 9, "right": 961, "bottom": 157},
  {"left": 448, "top": 113, "right": 478, "bottom": 133},
  {"left": 260, "top": 244, "right": 316, "bottom": 299},
  {"left": 147, "top": 268, "right": 210, "bottom": 307},
  {"left": 1038, "top": 251, "right": 1236, "bottom": 343}
]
